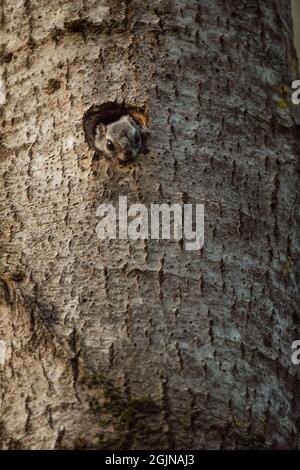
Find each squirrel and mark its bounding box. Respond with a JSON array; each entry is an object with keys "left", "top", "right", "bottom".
[{"left": 94, "top": 115, "right": 145, "bottom": 163}]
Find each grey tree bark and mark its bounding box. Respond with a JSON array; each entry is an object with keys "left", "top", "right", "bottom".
[
  {"left": 0, "top": 0, "right": 300, "bottom": 450},
  {"left": 292, "top": 0, "right": 300, "bottom": 71}
]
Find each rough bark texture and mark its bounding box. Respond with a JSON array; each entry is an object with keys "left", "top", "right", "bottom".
[
  {"left": 0, "top": 0, "right": 300, "bottom": 450},
  {"left": 292, "top": 0, "right": 300, "bottom": 71}
]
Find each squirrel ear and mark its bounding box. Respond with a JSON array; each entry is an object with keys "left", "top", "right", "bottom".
[
  {"left": 122, "top": 114, "right": 135, "bottom": 125},
  {"left": 95, "top": 123, "right": 106, "bottom": 139},
  {"left": 122, "top": 114, "right": 142, "bottom": 130}
]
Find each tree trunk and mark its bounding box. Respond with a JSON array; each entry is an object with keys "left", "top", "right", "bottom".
[
  {"left": 0, "top": 0, "right": 300, "bottom": 450},
  {"left": 292, "top": 0, "right": 300, "bottom": 72}
]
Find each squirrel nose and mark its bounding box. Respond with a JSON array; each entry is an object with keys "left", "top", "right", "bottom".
[{"left": 124, "top": 140, "right": 132, "bottom": 153}]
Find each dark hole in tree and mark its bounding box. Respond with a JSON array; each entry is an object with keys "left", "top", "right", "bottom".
[{"left": 82, "top": 101, "right": 147, "bottom": 151}]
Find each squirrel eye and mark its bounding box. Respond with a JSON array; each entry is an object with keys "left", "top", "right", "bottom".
[{"left": 106, "top": 139, "right": 115, "bottom": 151}]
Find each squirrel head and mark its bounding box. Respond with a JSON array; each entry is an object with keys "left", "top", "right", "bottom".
[{"left": 94, "top": 115, "right": 142, "bottom": 162}]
